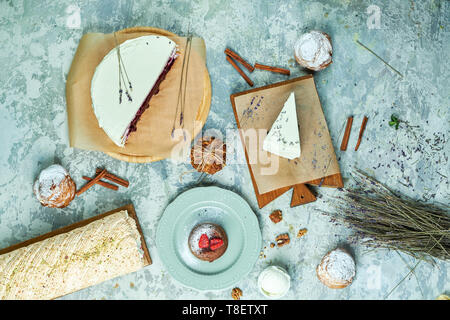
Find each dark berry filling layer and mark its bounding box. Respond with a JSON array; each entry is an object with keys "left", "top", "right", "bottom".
[{"left": 122, "top": 51, "right": 178, "bottom": 143}]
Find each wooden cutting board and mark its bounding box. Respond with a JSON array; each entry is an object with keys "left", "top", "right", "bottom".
[
  {"left": 105, "top": 27, "right": 211, "bottom": 163},
  {"left": 0, "top": 204, "right": 151, "bottom": 265},
  {"left": 230, "top": 75, "right": 343, "bottom": 208},
  {"left": 0, "top": 204, "right": 151, "bottom": 299}
]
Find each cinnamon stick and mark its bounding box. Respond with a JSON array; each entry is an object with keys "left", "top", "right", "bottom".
[
  {"left": 224, "top": 48, "right": 254, "bottom": 72},
  {"left": 226, "top": 55, "right": 254, "bottom": 87},
  {"left": 254, "top": 63, "right": 290, "bottom": 75},
  {"left": 76, "top": 169, "right": 107, "bottom": 196},
  {"left": 96, "top": 168, "right": 129, "bottom": 188},
  {"left": 355, "top": 116, "right": 368, "bottom": 151},
  {"left": 340, "top": 116, "right": 353, "bottom": 151},
  {"left": 82, "top": 176, "right": 118, "bottom": 191}
]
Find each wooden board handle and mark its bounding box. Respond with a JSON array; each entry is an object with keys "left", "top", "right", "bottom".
[{"left": 290, "top": 184, "right": 317, "bottom": 207}]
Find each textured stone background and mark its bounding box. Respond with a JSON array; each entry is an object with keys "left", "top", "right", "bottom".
[{"left": 0, "top": 0, "right": 448, "bottom": 300}]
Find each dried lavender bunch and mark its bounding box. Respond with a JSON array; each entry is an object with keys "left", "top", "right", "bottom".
[{"left": 322, "top": 170, "right": 450, "bottom": 263}]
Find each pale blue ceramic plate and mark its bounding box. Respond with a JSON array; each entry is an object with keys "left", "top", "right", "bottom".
[{"left": 156, "top": 186, "right": 262, "bottom": 290}]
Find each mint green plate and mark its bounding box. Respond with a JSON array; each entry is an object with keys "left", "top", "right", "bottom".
[{"left": 156, "top": 186, "right": 262, "bottom": 290}]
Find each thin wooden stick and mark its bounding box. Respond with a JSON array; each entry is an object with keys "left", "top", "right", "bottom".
[
  {"left": 254, "top": 63, "right": 290, "bottom": 75},
  {"left": 181, "top": 35, "right": 193, "bottom": 139},
  {"left": 113, "top": 32, "right": 123, "bottom": 104},
  {"left": 356, "top": 40, "right": 403, "bottom": 78},
  {"left": 197, "top": 171, "right": 207, "bottom": 183},
  {"left": 384, "top": 260, "right": 421, "bottom": 299},
  {"left": 76, "top": 169, "right": 107, "bottom": 196},
  {"left": 82, "top": 176, "right": 118, "bottom": 191},
  {"left": 318, "top": 119, "right": 347, "bottom": 187},
  {"left": 355, "top": 116, "right": 368, "bottom": 151},
  {"left": 226, "top": 55, "right": 254, "bottom": 86},
  {"left": 172, "top": 34, "right": 192, "bottom": 138},
  {"left": 96, "top": 168, "right": 129, "bottom": 188},
  {"left": 224, "top": 48, "right": 254, "bottom": 72},
  {"left": 340, "top": 116, "right": 353, "bottom": 151}
]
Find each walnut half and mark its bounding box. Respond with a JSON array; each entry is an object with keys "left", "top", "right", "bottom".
[
  {"left": 231, "top": 287, "right": 243, "bottom": 300},
  {"left": 269, "top": 210, "right": 283, "bottom": 224},
  {"left": 275, "top": 233, "right": 290, "bottom": 247},
  {"left": 297, "top": 228, "right": 308, "bottom": 238}
]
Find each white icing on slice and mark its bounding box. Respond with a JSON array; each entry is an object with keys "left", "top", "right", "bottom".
[{"left": 263, "top": 92, "right": 301, "bottom": 160}]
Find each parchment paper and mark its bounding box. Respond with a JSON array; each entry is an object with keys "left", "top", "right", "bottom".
[
  {"left": 66, "top": 30, "right": 207, "bottom": 157},
  {"left": 233, "top": 76, "right": 340, "bottom": 194}
]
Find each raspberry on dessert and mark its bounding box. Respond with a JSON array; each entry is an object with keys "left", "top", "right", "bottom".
[
  {"left": 188, "top": 223, "right": 228, "bottom": 262},
  {"left": 198, "top": 233, "right": 210, "bottom": 249},
  {"left": 210, "top": 238, "right": 224, "bottom": 251}
]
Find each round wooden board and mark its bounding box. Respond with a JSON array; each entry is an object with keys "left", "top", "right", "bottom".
[{"left": 104, "top": 26, "right": 211, "bottom": 163}]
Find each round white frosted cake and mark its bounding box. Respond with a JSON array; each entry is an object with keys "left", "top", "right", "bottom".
[
  {"left": 33, "top": 164, "right": 76, "bottom": 208},
  {"left": 316, "top": 248, "right": 356, "bottom": 289},
  {"left": 91, "top": 35, "right": 178, "bottom": 147},
  {"left": 294, "top": 30, "right": 332, "bottom": 71}
]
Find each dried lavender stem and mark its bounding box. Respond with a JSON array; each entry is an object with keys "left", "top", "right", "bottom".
[
  {"left": 356, "top": 40, "right": 404, "bottom": 78},
  {"left": 118, "top": 51, "right": 132, "bottom": 91},
  {"left": 113, "top": 33, "right": 123, "bottom": 104},
  {"left": 172, "top": 34, "right": 192, "bottom": 135},
  {"left": 181, "top": 35, "right": 192, "bottom": 129},
  {"left": 321, "top": 170, "right": 449, "bottom": 262},
  {"left": 114, "top": 32, "right": 132, "bottom": 103}
]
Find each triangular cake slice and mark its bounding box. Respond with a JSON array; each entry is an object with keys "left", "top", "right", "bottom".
[
  {"left": 91, "top": 35, "right": 178, "bottom": 147},
  {"left": 263, "top": 91, "right": 301, "bottom": 160}
]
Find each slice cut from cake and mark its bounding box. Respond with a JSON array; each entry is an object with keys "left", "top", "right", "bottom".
[
  {"left": 263, "top": 91, "right": 301, "bottom": 160},
  {"left": 91, "top": 35, "right": 178, "bottom": 147}
]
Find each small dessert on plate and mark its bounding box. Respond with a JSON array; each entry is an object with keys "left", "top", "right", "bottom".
[
  {"left": 33, "top": 164, "right": 76, "bottom": 208},
  {"left": 294, "top": 30, "right": 332, "bottom": 71},
  {"left": 188, "top": 223, "right": 228, "bottom": 262},
  {"left": 191, "top": 136, "right": 226, "bottom": 175},
  {"left": 258, "top": 265, "right": 291, "bottom": 299},
  {"left": 263, "top": 91, "right": 301, "bottom": 160},
  {"left": 316, "top": 248, "right": 356, "bottom": 289},
  {"left": 91, "top": 35, "right": 178, "bottom": 147}
]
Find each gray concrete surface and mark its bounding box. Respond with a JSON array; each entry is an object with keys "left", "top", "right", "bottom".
[{"left": 0, "top": 0, "right": 448, "bottom": 299}]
